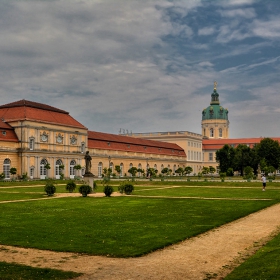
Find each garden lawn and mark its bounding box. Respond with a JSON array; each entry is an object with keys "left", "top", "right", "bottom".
[
  {"left": 0, "top": 196, "right": 275, "bottom": 257},
  {"left": 0, "top": 261, "right": 81, "bottom": 280},
  {"left": 133, "top": 186, "right": 280, "bottom": 200},
  {"left": 0, "top": 192, "right": 44, "bottom": 202},
  {"left": 225, "top": 232, "right": 280, "bottom": 279}
]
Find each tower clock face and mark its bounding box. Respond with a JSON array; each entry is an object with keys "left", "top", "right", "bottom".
[
  {"left": 57, "top": 136, "right": 63, "bottom": 143},
  {"left": 41, "top": 134, "right": 48, "bottom": 142}
]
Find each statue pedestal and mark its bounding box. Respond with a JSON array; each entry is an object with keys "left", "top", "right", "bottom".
[{"left": 83, "top": 173, "right": 95, "bottom": 192}]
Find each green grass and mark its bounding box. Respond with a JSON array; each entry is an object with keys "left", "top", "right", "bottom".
[
  {"left": 0, "top": 261, "right": 81, "bottom": 280},
  {"left": 133, "top": 186, "right": 280, "bottom": 200},
  {"left": 225, "top": 232, "right": 280, "bottom": 279},
  {"left": 0, "top": 193, "right": 44, "bottom": 201},
  {"left": 0, "top": 196, "right": 275, "bottom": 257},
  {"left": 0, "top": 185, "right": 85, "bottom": 202},
  {"left": 1, "top": 179, "right": 280, "bottom": 279}
]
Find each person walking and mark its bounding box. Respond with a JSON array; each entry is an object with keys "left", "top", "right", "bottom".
[{"left": 261, "top": 174, "right": 266, "bottom": 191}]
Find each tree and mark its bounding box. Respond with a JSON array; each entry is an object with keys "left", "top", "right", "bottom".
[
  {"left": 184, "top": 166, "right": 193, "bottom": 176},
  {"left": 115, "top": 165, "right": 121, "bottom": 177},
  {"left": 219, "top": 172, "right": 226, "bottom": 181},
  {"left": 216, "top": 144, "right": 235, "bottom": 173},
  {"left": 147, "top": 168, "right": 157, "bottom": 177},
  {"left": 175, "top": 167, "right": 184, "bottom": 176},
  {"left": 102, "top": 167, "right": 112, "bottom": 179},
  {"left": 137, "top": 168, "right": 145, "bottom": 177},
  {"left": 226, "top": 167, "right": 234, "bottom": 176},
  {"left": 74, "top": 164, "right": 81, "bottom": 170},
  {"left": 59, "top": 165, "right": 64, "bottom": 179},
  {"left": 74, "top": 164, "right": 82, "bottom": 178},
  {"left": 44, "top": 163, "right": 51, "bottom": 178},
  {"left": 209, "top": 166, "right": 216, "bottom": 176},
  {"left": 202, "top": 166, "right": 209, "bottom": 176},
  {"left": 267, "top": 165, "right": 276, "bottom": 176},
  {"left": 244, "top": 166, "right": 254, "bottom": 179},
  {"left": 161, "top": 167, "right": 169, "bottom": 175},
  {"left": 128, "top": 167, "right": 138, "bottom": 177},
  {"left": 10, "top": 167, "right": 17, "bottom": 180},
  {"left": 256, "top": 138, "right": 280, "bottom": 170},
  {"left": 233, "top": 144, "right": 253, "bottom": 176}
]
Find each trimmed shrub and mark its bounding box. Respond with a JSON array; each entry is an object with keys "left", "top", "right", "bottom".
[
  {"left": 118, "top": 181, "right": 134, "bottom": 194},
  {"left": 66, "top": 180, "right": 76, "bottom": 193},
  {"left": 104, "top": 185, "right": 114, "bottom": 197},
  {"left": 124, "top": 183, "right": 134, "bottom": 195},
  {"left": 79, "top": 184, "right": 92, "bottom": 197},
  {"left": 44, "top": 181, "right": 56, "bottom": 196}
]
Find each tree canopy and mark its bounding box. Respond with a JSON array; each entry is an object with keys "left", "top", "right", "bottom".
[{"left": 216, "top": 138, "right": 280, "bottom": 175}]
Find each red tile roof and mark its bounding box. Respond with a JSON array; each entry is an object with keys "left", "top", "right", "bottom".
[
  {"left": 88, "top": 131, "right": 186, "bottom": 157},
  {"left": 203, "top": 137, "right": 280, "bottom": 150},
  {"left": 0, "top": 100, "right": 68, "bottom": 114},
  {"left": 0, "top": 119, "right": 18, "bottom": 142},
  {"left": 0, "top": 100, "right": 86, "bottom": 129}
]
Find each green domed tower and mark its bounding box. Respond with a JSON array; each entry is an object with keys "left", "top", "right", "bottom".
[{"left": 201, "top": 82, "right": 229, "bottom": 139}]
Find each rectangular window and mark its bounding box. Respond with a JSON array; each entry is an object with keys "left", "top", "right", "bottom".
[
  {"left": 98, "top": 164, "right": 102, "bottom": 177},
  {"left": 209, "top": 153, "right": 213, "bottom": 161},
  {"left": 29, "top": 138, "right": 34, "bottom": 150},
  {"left": 81, "top": 143, "right": 85, "bottom": 153}
]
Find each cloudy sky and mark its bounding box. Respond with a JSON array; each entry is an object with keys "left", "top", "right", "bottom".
[{"left": 0, "top": 0, "right": 279, "bottom": 138}]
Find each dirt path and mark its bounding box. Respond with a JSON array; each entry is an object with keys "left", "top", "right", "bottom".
[{"left": 0, "top": 197, "right": 279, "bottom": 280}]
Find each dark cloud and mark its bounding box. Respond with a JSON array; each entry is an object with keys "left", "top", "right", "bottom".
[{"left": 0, "top": 0, "right": 278, "bottom": 137}]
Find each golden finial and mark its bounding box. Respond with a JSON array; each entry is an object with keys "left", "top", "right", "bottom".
[{"left": 214, "top": 81, "right": 217, "bottom": 90}]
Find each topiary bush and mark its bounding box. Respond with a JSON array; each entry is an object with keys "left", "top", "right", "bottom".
[
  {"left": 118, "top": 182, "right": 134, "bottom": 195},
  {"left": 104, "top": 185, "right": 114, "bottom": 197},
  {"left": 79, "top": 184, "right": 92, "bottom": 197},
  {"left": 44, "top": 181, "right": 56, "bottom": 196},
  {"left": 124, "top": 183, "right": 134, "bottom": 195},
  {"left": 66, "top": 180, "right": 76, "bottom": 193}
]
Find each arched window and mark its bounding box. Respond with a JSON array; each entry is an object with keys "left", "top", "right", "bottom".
[
  {"left": 70, "top": 160, "right": 76, "bottom": 179},
  {"left": 56, "top": 159, "right": 63, "bottom": 179},
  {"left": 138, "top": 163, "right": 142, "bottom": 177},
  {"left": 120, "top": 163, "right": 124, "bottom": 177},
  {"left": 219, "top": 128, "right": 222, "bottom": 137},
  {"left": 40, "top": 159, "right": 48, "bottom": 179},
  {"left": 98, "top": 162, "right": 103, "bottom": 177},
  {"left": 129, "top": 163, "right": 133, "bottom": 177},
  {"left": 3, "top": 158, "right": 11, "bottom": 179},
  {"left": 210, "top": 128, "right": 214, "bottom": 137}
]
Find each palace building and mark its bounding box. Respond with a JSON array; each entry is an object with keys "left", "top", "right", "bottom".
[
  {"left": 0, "top": 83, "right": 279, "bottom": 179},
  {"left": 126, "top": 82, "right": 280, "bottom": 174},
  {"left": 0, "top": 100, "right": 186, "bottom": 179}
]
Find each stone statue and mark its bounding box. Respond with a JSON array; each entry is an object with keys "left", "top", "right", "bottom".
[
  {"left": 214, "top": 81, "right": 217, "bottom": 90},
  {"left": 84, "top": 151, "right": 92, "bottom": 174}
]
